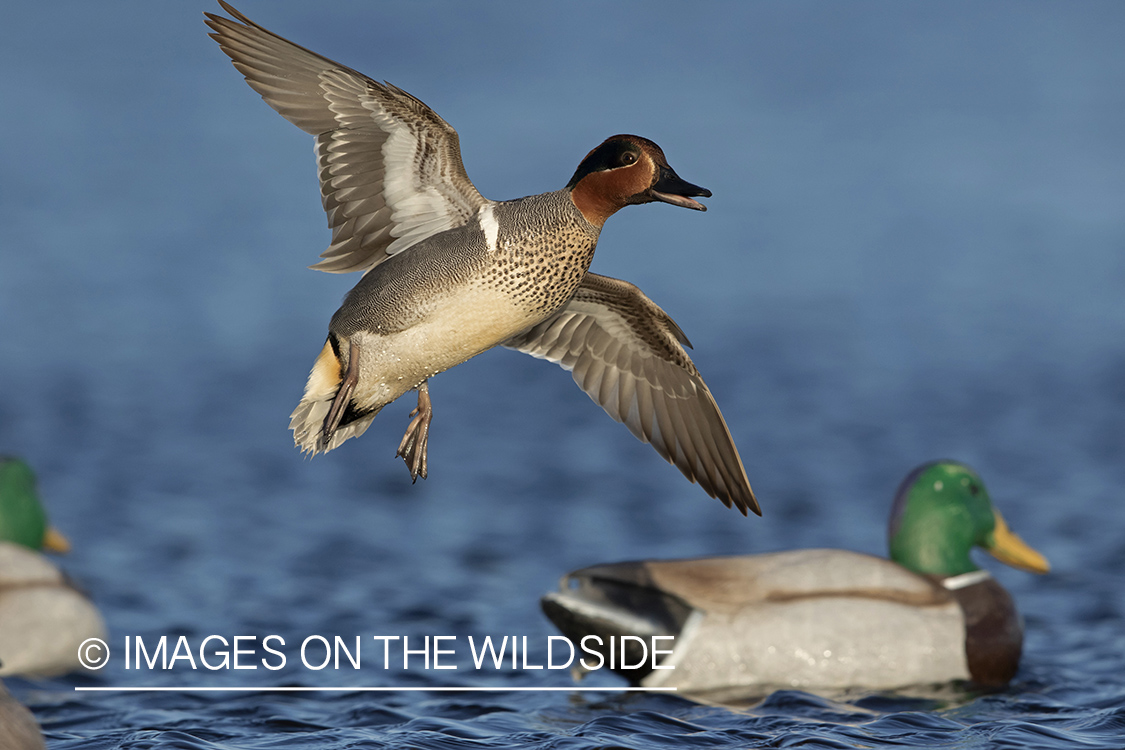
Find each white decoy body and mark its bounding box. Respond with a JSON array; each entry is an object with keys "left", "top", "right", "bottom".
[{"left": 0, "top": 543, "right": 107, "bottom": 679}]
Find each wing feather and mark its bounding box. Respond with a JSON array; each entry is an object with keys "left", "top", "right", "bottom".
[
  {"left": 206, "top": 2, "right": 490, "bottom": 273},
  {"left": 504, "top": 273, "right": 759, "bottom": 515}
]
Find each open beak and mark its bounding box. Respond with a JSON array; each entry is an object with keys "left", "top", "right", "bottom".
[
  {"left": 986, "top": 510, "right": 1050, "bottom": 574},
  {"left": 43, "top": 526, "right": 71, "bottom": 554},
  {"left": 650, "top": 165, "right": 711, "bottom": 211}
]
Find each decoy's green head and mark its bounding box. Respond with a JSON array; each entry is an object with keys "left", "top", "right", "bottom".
[
  {"left": 888, "top": 461, "right": 1050, "bottom": 577},
  {"left": 0, "top": 457, "right": 70, "bottom": 553}
]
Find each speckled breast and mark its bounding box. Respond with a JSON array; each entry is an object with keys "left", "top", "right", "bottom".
[{"left": 483, "top": 191, "right": 601, "bottom": 319}]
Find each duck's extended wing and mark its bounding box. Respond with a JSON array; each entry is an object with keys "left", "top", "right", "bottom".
[
  {"left": 504, "top": 273, "right": 759, "bottom": 516},
  {"left": 205, "top": 1, "right": 489, "bottom": 273}
]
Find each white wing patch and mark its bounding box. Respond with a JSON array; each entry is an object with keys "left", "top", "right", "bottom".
[
  {"left": 479, "top": 204, "right": 500, "bottom": 252},
  {"left": 205, "top": 4, "right": 489, "bottom": 273}
]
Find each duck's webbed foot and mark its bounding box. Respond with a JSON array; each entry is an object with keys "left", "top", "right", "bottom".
[{"left": 396, "top": 380, "right": 432, "bottom": 482}]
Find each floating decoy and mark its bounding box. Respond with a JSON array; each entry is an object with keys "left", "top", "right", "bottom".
[
  {"left": 542, "top": 461, "right": 1049, "bottom": 695},
  {"left": 0, "top": 458, "right": 107, "bottom": 678},
  {"left": 0, "top": 679, "right": 45, "bottom": 750}
]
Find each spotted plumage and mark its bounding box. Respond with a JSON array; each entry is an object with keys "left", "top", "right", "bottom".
[{"left": 206, "top": 2, "right": 758, "bottom": 515}]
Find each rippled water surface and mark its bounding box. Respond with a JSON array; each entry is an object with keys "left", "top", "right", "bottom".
[{"left": 3, "top": 2, "right": 1124, "bottom": 748}]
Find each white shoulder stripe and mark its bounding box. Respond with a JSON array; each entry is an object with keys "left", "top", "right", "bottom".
[
  {"left": 479, "top": 204, "right": 500, "bottom": 252},
  {"left": 942, "top": 569, "right": 992, "bottom": 590}
]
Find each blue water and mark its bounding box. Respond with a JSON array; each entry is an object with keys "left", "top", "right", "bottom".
[{"left": 3, "top": 1, "right": 1124, "bottom": 748}]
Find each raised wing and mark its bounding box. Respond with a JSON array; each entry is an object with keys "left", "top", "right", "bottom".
[
  {"left": 504, "top": 274, "right": 759, "bottom": 515},
  {"left": 205, "top": 1, "right": 490, "bottom": 273}
]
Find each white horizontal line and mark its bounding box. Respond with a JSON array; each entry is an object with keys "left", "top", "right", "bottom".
[{"left": 74, "top": 686, "right": 676, "bottom": 693}]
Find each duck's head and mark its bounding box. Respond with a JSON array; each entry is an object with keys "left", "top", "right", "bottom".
[
  {"left": 888, "top": 460, "right": 1049, "bottom": 578},
  {"left": 0, "top": 457, "right": 70, "bottom": 553},
  {"left": 567, "top": 135, "right": 711, "bottom": 228}
]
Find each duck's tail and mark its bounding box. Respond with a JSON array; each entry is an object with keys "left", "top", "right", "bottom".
[{"left": 290, "top": 338, "right": 381, "bottom": 455}]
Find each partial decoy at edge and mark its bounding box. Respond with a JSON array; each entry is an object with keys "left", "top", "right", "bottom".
[
  {"left": 0, "top": 458, "right": 108, "bottom": 679},
  {"left": 542, "top": 461, "right": 1050, "bottom": 697},
  {"left": 205, "top": 1, "right": 759, "bottom": 515},
  {"left": 0, "top": 679, "right": 45, "bottom": 750}
]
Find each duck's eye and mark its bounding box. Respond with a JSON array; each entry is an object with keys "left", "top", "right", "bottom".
[
  {"left": 968, "top": 483, "right": 980, "bottom": 496},
  {"left": 619, "top": 151, "right": 638, "bottom": 166}
]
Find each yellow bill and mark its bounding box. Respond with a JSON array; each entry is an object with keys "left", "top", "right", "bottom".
[
  {"left": 987, "top": 510, "right": 1049, "bottom": 574},
  {"left": 43, "top": 526, "right": 71, "bottom": 554}
]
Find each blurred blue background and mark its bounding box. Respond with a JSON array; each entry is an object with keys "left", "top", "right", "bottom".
[{"left": 1, "top": 2, "right": 1123, "bottom": 748}]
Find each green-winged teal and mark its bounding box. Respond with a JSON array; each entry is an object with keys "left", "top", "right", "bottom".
[{"left": 207, "top": 3, "right": 758, "bottom": 515}]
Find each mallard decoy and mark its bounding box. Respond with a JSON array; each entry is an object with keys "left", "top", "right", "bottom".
[
  {"left": 542, "top": 461, "right": 1050, "bottom": 695},
  {"left": 205, "top": 3, "right": 758, "bottom": 515},
  {"left": 0, "top": 458, "right": 107, "bottom": 678}
]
